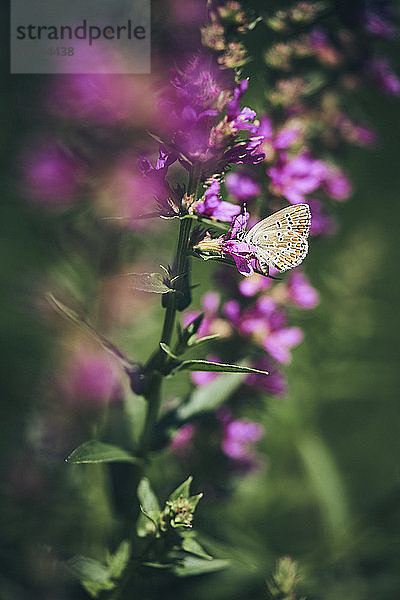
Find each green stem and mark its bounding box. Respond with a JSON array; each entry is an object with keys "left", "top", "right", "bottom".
[
  {"left": 109, "top": 169, "right": 200, "bottom": 600},
  {"left": 140, "top": 169, "right": 199, "bottom": 447}
]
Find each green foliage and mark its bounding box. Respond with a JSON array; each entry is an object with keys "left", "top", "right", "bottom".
[
  {"left": 172, "top": 555, "right": 230, "bottom": 577},
  {"left": 137, "top": 478, "right": 161, "bottom": 537},
  {"left": 159, "top": 340, "right": 269, "bottom": 378},
  {"left": 171, "top": 359, "right": 269, "bottom": 376},
  {"left": 169, "top": 476, "right": 193, "bottom": 501},
  {"left": 176, "top": 371, "right": 245, "bottom": 420},
  {"left": 65, "top": 441, "right": 142, "bottom": 465},
  {"left": 66, "top": 541, "right": 131, "bottom": 598},
  {"left": 124, "top": 391, "right": 147, "bottom": 448}
]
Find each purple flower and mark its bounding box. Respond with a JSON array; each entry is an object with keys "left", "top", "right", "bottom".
[
  {"left": 223, "top": 239, "right": 259, "bottom": 276},
  {"left": 22, "top": 141, "right": 82, "bottom": 209},
  {"left": 156, "top": 56, "right": 265, "bottom": 171},
  {"left": 287, "top": 271, "right": 319, "bottom": 309},
  {"left": 227, "top": 79, "right": 249, "bottom": 120},
  {"left": 221, "top": 211, "right": 259, "bottom": 276},
  {"left": 269, "top": 153, "right": 352, "bottom": 203},
  {"left": 170, "top": 54, "right": 232, "bottom": 112},
  {"left": 222, "top": 419, "right": 264, "bottom": 459},
  {"left": 217, "top": 407, "right": 264, "bottom": 471},
  {"left": 229, "top": 106, "right": 259, "bottom": 135},
  {"left": 225, "top": 170, "right": 261, "bottom": 201},
  {"left": 268, "top": 152, "right": 326, "bottom": 204},
  {"left": 170, "top": 424, "right": 196, "bottom": 454},
  {"left": 138, "top": 146, "right": 179, "bottom": 216},
  {"left": 138, "top": 146, "right": 178, "bottom": 178},
  {"left": 238, "top": 273, "right": 274, "bottom": 296},
  {"left": 58, "top": 345, "right": 122, "bottom": 407},
  {"left": 193, "top": 179, "right": 240, "bottom": 221},
  {"left": 322, "top": 165, "right": 352, "bottom": 201},
  {"left": 367, "top": 57, "right": 400, "bottom": 96},
  {"left": 259, "top": 116, "right": 300, "bottom": 161},
  {"left": 246, "top": 356, "right": 287, "bottom": 396},
  {"left": 224, "top": 295, "right": 304, "bottom": 364},
  {"left": 263, "top": 326, "right": 304, "bottom": 364}
]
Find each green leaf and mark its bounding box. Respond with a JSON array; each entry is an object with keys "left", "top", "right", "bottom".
[
  {"left": 66, "top": 556, "right": 114, "bottom": 598},
  {"left": 107, "top": 540, "right": 131, "bottom": 580},
  {"left": 173, "top": 555, "right": 230, "bottom": 577},
  {"left": 181, "top": 536, "right": 212, "bottom": 560},
  {"left": 177, "top": 371, "right": 245, "bottom": 421},
  {"left": 183, "top": 313, "right": 204, "bottom": 337},
  {"left": 137, "top": 478, "right": 161, "bottom": 537},
  {"left": 66, "top": 441, "right": 141, "bottom": 464},
  {"left": 138, "top": 478, "right": 161, "bottom": 513},
  {"left": 160, "top": 342, "right": 179, "bottom": 359},
  {"left": 127, "top": 272, "right": 175, "bottom": 294},
  {"left": 172, "top": 359, "right": 269, "bottom": 376},
  {"left": 187, "top": 333, "right": 220, "bottom": 347},
  {"left": 188, "top": 493, "right": 203, "bottom": 511},
  {"left": 124, "top": 392, "right": 147, "bottom": 448},
  {"left": 174, "top": 313, "right": 205, "bottom": 355},
  {"left": 142, "top": 561, "right": 175, "bottom": 569},
  {"left": 169, "top": 476, "right": 193, "bottom": 501}
]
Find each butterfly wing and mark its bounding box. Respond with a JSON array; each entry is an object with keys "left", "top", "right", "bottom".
[{"left": 245, "top": 204, "right": 311, "bottom": 273}]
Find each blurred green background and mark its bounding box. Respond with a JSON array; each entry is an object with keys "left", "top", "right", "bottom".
[{"left": 1, "top": 6, "right": 400, "bottom": 600}]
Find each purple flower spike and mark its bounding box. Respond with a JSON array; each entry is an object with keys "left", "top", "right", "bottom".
[
  {"left": 268, "top": 153, "right": 326, "bottom": 204},
  {"left": 138, "top": 146, "right": 177, "bottom": 178},
  {"left": 288, "top": 271, "right": 319, "bottom": 309},
  {"left": 220, "top": 412, "right": 264, "bottom": 469},
  {"left": 227, "top": 79, "right": 249, "bottom": 120},
  {"left": 194, "top": 179, "right": 240, "bottom": 221},
  {"left": 238, "top": 273, "right": 273, "bottom": 296},
  {"left": 263, "top": 327, "right": 304, "bottom": 364},
  {"left": 223, "top": 240, "right": 259, "bottom": 276},
  {"left": 138, "top": 146, "right": 178, "bottom": 216},
  {"left": 225, "top": 171, "right": 261, "bottom": 201},
  {"left": 323, "top": 165, "right": 352, "bottom": 201}
]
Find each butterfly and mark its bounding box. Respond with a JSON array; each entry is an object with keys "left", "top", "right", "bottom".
[{"left": 241, "top": 203, "right": 311, "bottom": 274}]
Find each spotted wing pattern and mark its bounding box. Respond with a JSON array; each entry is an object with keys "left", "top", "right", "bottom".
[{"left": 245, "top": 204, "right": 311, "bottom": 273}]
